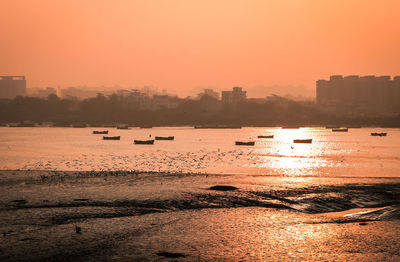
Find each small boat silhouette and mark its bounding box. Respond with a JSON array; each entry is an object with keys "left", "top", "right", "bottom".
[
  {"left": 371, "top": 132, "right": 387, "bottom": 136},
  {"left": 134, "top": 139, "right": 154, "bottom": 144},
  {"left": 332, "top": 128, "right": 348, "bottom": 132},
  {"left": 93, "top": 130, "right": 108, "bottom": 134},
  {"left": 257, "top": 135, "right": 274, "bottom": 139},
  {"left": 235, "top": 141, "right": 255, "bottom": 146},
  {"left": 72, "top": 124, "right": 86, "bottom": 128},
  {"left": 103, "top": 136, "right": 120, "bottom": 140},
  {"left": 293, "top": 139, "right": 312, "bottom": 143},
  {"left": 194, "top": 125, "right": 241, "bottom": 129},
  {"left": 155, "top": 136, "right": 174, "bottom": 140}
]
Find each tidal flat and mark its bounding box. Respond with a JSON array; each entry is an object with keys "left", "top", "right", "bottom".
[{"left": 0, "top": 170, "right": 399, "bottom": 261}]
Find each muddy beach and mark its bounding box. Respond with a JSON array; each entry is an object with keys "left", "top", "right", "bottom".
[{"left": 0, "top": 170, "right": 399, "bottom": 261}]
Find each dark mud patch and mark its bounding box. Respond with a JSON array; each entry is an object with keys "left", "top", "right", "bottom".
[
  {"left": 10, "top": 199, "right": 27, "bottom": 205},
  {"left": 73, "top": 198, "right": 89, "bottom": 202},
  {"left": 156, "top": 251, "right": 186, "bottom": 258},
  {"left": 209, "top": 185, "right": 238, "bottom": 191}
]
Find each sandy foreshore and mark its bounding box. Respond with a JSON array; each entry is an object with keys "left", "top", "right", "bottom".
[{"left": 0, "top": 170, "right": 399, "bottom": 261}]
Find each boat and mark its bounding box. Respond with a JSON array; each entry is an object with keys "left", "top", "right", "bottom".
[
  {"left": 235, "top": 141, "right": 255, "bottom": 146},
  {"left": 103, "top": 136, "right": 120, "bottom": 140},
  {"left": 116, "top": 125, "right": 129, "bottom": 129},
  {"left": 93, "top": 130, "right": 108, "bottom": 134},
  {"left": 72, "top": 124, "right": 86, "bottom": 128},
  {"left": 9, "top": 121, "right": 36, "bottom": 127},
  {"left": 371, "top": 132, "right": 387, "bottom": 136},
  {"left": 257, "top": 135, "right": 274, "bottom": 139},
  {"left": 194, "top": 125, "right": 242, "bottom": 129},
  {"left": 53, "top": 123, "right": 71, "bottom": 127},
  {"left": 332, "top": 128, "right": 348, "bottom": 132},
  {"left": 134, "top": 139, "right": 155, "bottom": 144},
  {"left": 282, "top": 126, "right": 300, "bottom": 129},
  {"left": 155, "top": 136, "right": 174, "bottom": 140},
  {"left": 293, "top": 139, "right": 312, "bottom": 143}
]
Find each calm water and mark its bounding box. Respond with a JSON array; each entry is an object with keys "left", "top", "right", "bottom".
[{"left": 1, "top": 126, "right": 399, "bottom": 177}]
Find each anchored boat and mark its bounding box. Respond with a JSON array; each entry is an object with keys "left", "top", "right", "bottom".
[
  {"left": 257, "top": 135, "right": 274, "bottom": 139},
  {"left": 235, "top": 141, "right": 255, "bottom": 146},
  {"left": 155, "top": 136, "right": 174, "bottom": 140},
  {"left": 332, "top": 128, "right": 348, "bottom": 132},
  {"left": 371, "top": 132, "right": 387, "bottom": 136},
  {"left": 134, "top": 139, "right": 155, "bottom": 145},
  {"left": 116, "top": 125, "right": 129, "bottom": 129},
  {"left": 293, "top": 139, "right": 312, "bottom": 144},
  {"left": 93, "top": 130, "right": 108, "bottom": 134},
  {"left": 194, "top": 125, "right": 242, "bottom": 129},
  {"left": 72, "top": 124, "right": 86, "bottom": 128},
  {"left": 103, "top": 136, "right": 120, "bottom": 140}
]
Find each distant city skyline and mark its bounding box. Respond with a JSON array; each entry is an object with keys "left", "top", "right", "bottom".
[
  {"left": 1, "top": 1, "right": 399, "bottom": 98},
  {"left": 24, "top": 83, "right": 313, "bottom": 98}
]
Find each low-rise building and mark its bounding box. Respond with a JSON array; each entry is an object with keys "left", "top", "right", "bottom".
[
  {"left": 197, "top": 89, "right": 219, "bottom": 100},
  {"left": 221, "top": 86, "right": 247, "bottom": 104}
]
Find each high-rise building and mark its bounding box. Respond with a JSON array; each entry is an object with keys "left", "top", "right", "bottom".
[
  {"left": 316, "top": 75, "right": 400, "bottom": 113},
  {"left": 0, "top": 76, "right": 26, "bottom": 98}
]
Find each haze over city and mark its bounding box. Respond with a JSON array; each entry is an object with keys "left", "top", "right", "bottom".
[{"left": 1, "top": 0, "right": 400, "bottom": 97}]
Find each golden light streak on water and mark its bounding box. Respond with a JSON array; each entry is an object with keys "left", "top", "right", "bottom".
[{"left": 256, "top": 128, "right": 328, "bottom": 176}]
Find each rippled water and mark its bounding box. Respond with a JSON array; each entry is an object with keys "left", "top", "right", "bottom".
[{"left": 1, "top": 126, "right": 399, "bottom": 177}]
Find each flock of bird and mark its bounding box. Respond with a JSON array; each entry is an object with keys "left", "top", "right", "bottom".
[{"left": 3, "top": 127, "right": 383, "bottom": 174}]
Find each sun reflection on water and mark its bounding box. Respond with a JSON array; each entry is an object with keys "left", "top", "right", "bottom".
[{"left": 255, "top": 128, "right": 328, "bottom": 176}]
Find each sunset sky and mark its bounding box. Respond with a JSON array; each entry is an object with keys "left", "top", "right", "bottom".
[{"left": 0, "top": 0, "right": 399, "bottom": 97}]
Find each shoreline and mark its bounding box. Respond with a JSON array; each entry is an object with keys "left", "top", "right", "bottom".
[{"left": 2, "top": 169, "right": 400, "bottom": 179}]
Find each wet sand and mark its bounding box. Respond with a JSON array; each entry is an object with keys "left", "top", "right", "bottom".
[{"left": 0, "top": 170, "right": 399, "bottom": 261}]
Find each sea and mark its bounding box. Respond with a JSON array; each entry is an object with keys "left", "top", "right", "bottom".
[
  {"left": 0, "top": 126, "right": 400, "bottom": 260},
  {"left": 0, "top": 126, "right": 399, "bottom": 177}
]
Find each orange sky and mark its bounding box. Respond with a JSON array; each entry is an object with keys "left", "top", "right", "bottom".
[{"left": 0, "top": 0, "right": 399, "bottom": 97}]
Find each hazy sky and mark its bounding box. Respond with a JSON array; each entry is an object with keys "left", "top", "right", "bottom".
[{"left": 1, "top": 0, "right": 399, "bottom": 97}]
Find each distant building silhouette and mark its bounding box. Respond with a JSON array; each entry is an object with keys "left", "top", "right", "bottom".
[
  {"left": 152, "top": 95, "right": 180, "bottom": 110},
  {"left": 125, "top": 89, "right": 152, "bottom": 110},
  {"left": 27, "top": 87, "right": 57, "bottom": 98},
  {"left": 317, "top": 75, "right": 400, "bottom": 113},
  {"left": 221, "top": 87, "right": 247, "bottom": 104},
  {"left": 60, "top": 87, "right": 112, "bottom": 99},
  {"left": 197, "top": 89, "right": 219, "bottom": 100},
  {"left": 0, "top": 76, "right": 26, "bottom": 98}
]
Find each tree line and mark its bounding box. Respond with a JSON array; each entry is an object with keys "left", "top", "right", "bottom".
[{"left": 0, "top": 93, "right": 399, "bottom": 127}]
